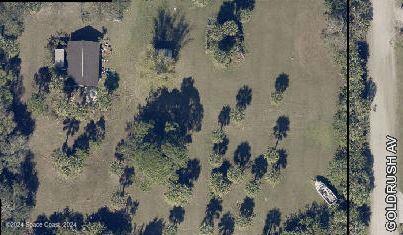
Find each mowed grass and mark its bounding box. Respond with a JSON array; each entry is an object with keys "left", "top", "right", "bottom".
[
  {"left": 20, "top": 0, "right": 340, "bottom": 233},
  {"left": 395, "top": 40, "right": 403, "bottom": 191}
]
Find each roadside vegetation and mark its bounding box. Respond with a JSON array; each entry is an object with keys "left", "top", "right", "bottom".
[
  {"left": 205, "top": 0, "right": 255, "bottom": 68},
  {"left": 347, "top": 0, "right": 374, "bottom": 233}
]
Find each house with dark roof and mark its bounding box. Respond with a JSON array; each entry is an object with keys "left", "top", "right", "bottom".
[{"left": 67, "top": 41, "right": 100, "bottom": 87}]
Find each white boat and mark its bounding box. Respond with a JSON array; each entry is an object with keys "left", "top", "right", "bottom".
[{"left": 315, "top": 180, "right": 337, "bottom": 205}]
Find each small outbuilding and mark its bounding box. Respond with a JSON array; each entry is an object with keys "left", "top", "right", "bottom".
[
  {"left": 67, "top": 41, "right": 100, "bottom": 87},
  {"left": 54, "top": 49, "right": 65, "bottom": 68}
]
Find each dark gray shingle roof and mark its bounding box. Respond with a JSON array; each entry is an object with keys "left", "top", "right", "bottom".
[{"left": 67, "top": 41, "right": 100, "bottom": 87}]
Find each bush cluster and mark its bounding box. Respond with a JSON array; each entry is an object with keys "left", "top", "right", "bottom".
[{"left": 205, "top": 0, "right": 255, "bottom": 67}]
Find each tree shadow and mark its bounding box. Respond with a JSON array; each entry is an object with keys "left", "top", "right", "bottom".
[
  {"left": 176, "top": 159, "right": 201, "bottom": 188},
  {"left": 169, "top": 206, "right": 185, "bottom": 225},
  {"left": 213, "top": 136, "right": 229, "bottom": 155},
  {"left": 212, "top": 160, "right": 231, "bottom": 177},
  {"left": 10, "top": 66, "right": 35, "bottom": 136},
  {"left": 71, "top": 116, "right": 105, "bottom": 154},
  {"left": 274, "top": 149, "right": 287, "bottom": 170},
  {"left": 274, "top": 73, "right": 289, "bottom": 93},
  {"left": 363, "top": 77, "right": 376, "bottom": 102},
  {"left": 126, "top": 196, "right": 139, "bottom": 216},
  {"left": 218, "top": 212, "right": 235, "bottom": 235},
  {"left": 273, "top": 116, "right": 290, "bottom": 147},
  {"left": 236, "top": 85, "right": 252, "bottom": 110},
  {"left": 217, "top": 1, "right": 237, "bottom": 25},
  {"left": 120, "top": 166, "right": 135, "bottom": 194},
  {"left": 12, "top": 98, "right": 35, "bottom": 136},
  {"left": 71, "top": 25, "right": 103, "bottom": 42},
  {"left": 218, "top": 105, "right": 231, "bottom": 127},
  {"left": 63, "top": 118, "right": 80, "bottom": 143},
  {"left": 153, "top": 8, "right": 191, "bottom": 60},
  {"left": 137, "top": 77, "right": 203, "bottom": 144},
  {"left": 357, "top": 204, "right": 371, "bottom": 226},
  {"left": 20, "top": 153, "right": 39, "bottom": 207},
  {"left": 87, "top": 207, "right": 132, "bottom": 235},
  {"left": 63, "top": 77, "right": 78, "bottom": 97},
  {"left": 104, "top": 70, "right": 120, "bottom": 94},
  {"left": 283, "top": 202, "right": 330, "bottom": 233},
  {"left": 34, "top": 66, "right": 52, "bottom": 93},
  {"left": 206, "top": 197, "right": 223, "bottom": 220},
  {"left": 252, "top": 155, "right": 268, "bottom": 180},
  {"left": 240, "top": 197, "right": 255, "bottom": 218},
  {"left": 34, "top": 208, "right": 85, "bottom": 235},
  {"left": 234, "top": 0, "right": 256, "bottom": 12},
  {"left": 263, "top": 208, "right": 281, "bottom": 235},
  {"left": 233, "top": 142, "right": 251, "bottom": 168},
  {"left": 140, "top": 218, "right": 165, "bottom": 235},
  {"left": 362, "top": 143, "right": 374, "bottom": 189}
]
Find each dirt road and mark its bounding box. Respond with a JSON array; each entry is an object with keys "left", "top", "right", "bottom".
[{"left": 368, "top": 0, "right": 399, "bottom": 234}]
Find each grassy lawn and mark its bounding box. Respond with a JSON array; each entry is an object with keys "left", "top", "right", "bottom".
[{"left": 20, "top": 0, "right": 340, "bottom": 233}]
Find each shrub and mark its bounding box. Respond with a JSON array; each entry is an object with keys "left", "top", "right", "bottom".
[
  {"left": 236, "top": 214, "right": 255, "bottom": 230},
  {"left": 244, "top": 179, "right": 261, "bottom": 198},
  {"left": 227, "top": 166, "right": 244, "bottom": 184},
  {"left": 264, "top": 169, "right": 282, "bottom": 187},
  {"left": 263, "top": 147, "right": 280, "bottom": 165},
  {"left": 52, "top": 149, "right": 87, "bottom": 180},
  {"left": 199, "top": 218, "right": 214, "bottom": 235},
  {"left": 208, "top": 152, "right": 223, "bottom": 167},
  {"left": 164, "top": 183, "right": 193, "bottom": 206},
  {"left": 110, "top": 190, "right": 128, "bottom": 210},
  {"left": 162, "top": 223, "right": 178, "bottom": 235},
  {"left": 82, "top": 222, "right": 106, "bottom": 235},
  {"left": 110, "top": 160, "right": 125, "bottom": 176},
  {"left": 139, "top": 46, "right": 176, "bottom": 89},
  {"left": 192, "top": 0, "right": 212, "bottom": 7},
  {"left": 229, "top": 107, "right": 245, "bottom": 124},
  {"left": 27, "top": 93, "right": 48, "bottom": 116},
  {"left": 210, "top": 128, "right": 226, "bottom": 144},
  {"left": 270, "top": 91, "right": 283, "bottom": 105},
  {"left": 209, "top": 172, "right": 231, "bottom": 198}
]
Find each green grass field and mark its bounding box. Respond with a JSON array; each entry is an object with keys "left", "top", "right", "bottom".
[{"left": 20, "top": 0, "right": 340, "bottom": 233}]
